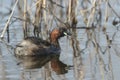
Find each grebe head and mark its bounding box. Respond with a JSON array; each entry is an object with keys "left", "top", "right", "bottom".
[{"left": 50, "top": 27, "right": 71, "bottom": 42}]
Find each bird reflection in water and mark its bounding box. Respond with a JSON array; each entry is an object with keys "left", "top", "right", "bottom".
[
  {"left": 50, "top": 55, "right": 72, "bottom": 75},
  {"left": 16, "top": 55, "right": 54, "bottom": 69},
  {"left": 16, "top": 54, "right": 73, "bottom": 75}
]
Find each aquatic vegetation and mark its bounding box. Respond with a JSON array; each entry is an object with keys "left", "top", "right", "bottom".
[{"left": 0, "top": 0, "right": 120, "bottom": 80}]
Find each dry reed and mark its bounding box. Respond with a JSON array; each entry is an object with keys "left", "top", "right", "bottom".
[{"left": 0, "top": 0, "right": 120, "bottom": 80}]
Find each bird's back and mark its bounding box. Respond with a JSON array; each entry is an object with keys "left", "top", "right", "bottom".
[{"left": 15, "top": 37, "right": 60, "bottom": 57}]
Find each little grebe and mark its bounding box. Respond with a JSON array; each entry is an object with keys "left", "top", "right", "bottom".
[{"left": 15, "top": 27, "right": 70, "bottom": 56}]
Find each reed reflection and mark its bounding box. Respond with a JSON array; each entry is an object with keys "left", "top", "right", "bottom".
[{"left": 70, "top": 28, "right": 84, "bottom": 80}]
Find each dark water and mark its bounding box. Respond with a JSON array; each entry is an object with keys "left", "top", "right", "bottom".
[{"left": 1, "top": 0, "right": 120, "bottom": 80}]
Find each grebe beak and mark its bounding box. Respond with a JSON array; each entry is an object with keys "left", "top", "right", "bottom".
[
  {"left": 64, "top": 32, "right": 68, "bottom": 36},
  {"left": 64, "top": 31, "right": 71, "bottom": 36}
]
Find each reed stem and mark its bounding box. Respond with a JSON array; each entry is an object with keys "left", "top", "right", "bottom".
[
  {"left": 0, "top": 0, "right": 19, "bottom": 38},
  {"left": 23, "top": 0, "right": 28, "bottom": 38}
]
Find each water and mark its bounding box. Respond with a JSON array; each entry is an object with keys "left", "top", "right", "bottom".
[{"left": 1, "top": 0, "right": 120, "bottom": 80}]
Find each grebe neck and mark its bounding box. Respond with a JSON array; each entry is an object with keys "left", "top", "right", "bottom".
[{"left": 50, "top": 38, "right": 60, "bottom": 48}]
